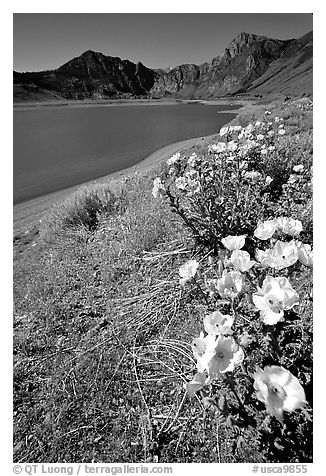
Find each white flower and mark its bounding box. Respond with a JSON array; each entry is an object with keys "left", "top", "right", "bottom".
[
  {"left": 254, "top": 220, "right": 277, "bottom": 240},
  {"left": 166, "top": 152, "right": 181, "bottom": 166},
  {"left": 255, "top": 121, "right": 262, "bottom": 127},
  {"left": 208, "top": 336, "right": 244, "bottom": 378},
  {"left": 231, "top": 125, "right": 242, "bottom": 132},
  {"left": 192, "top": 334, "right": 244, "bottom": 380},
  {"left": 264, "top": 110, "right": 271, "bottom": 115},
  {"left": 187, "top": 153, "right": 198, "bottom": 168},
  {"left": 179, "top": 260, "right": 199, "bottom": 285},
  {"left": 184, "top": 371, "right": 207, "bottom": 397},
  {"left": 296, "top": 242, "right": 313, "bottom": 268},
  {"left": 268, "top": 145, "right": 276, "bottom": 151},
  {"left": 278, "top": 129, "right": 286, "bottom": 136},
  {"left": 267, "top": 130, "right": 275, "bottom": 137},
  {"left": 288, "top": 174, "right": 297, "bottom": 184},
  {"left": 230, "top": 250, "right": 256, "bottom": 272},
  {"left": 175, "top": 176, "right": 187, "bottom": 190},
  {"left": 265, "top": 176, "right": 273, "bottom": 185},
  {"left": 257, "top": 134, "right": 265, "bottom": 141},
  {"left": 274, "top": 117, "right": 280, "bottom": 123},
  {"left": 228, "top": 140, "right": 238, "bottom": 152},
  {"left": 256, "top": 240, "right": 298, "bottom": 270},
  {"left": 192, "top": 332, "right": 216, "bottom": 374},
  {"left": 275, "top": 217, "right": 303, "bottom": 237},
  {"left": 293, "top": 164, "right": 304, "bottom": 173},
  {"left": 253, "top": 366, "right": 306, "bottom": 422},
  {"left": 243, "top": 171, "right": 262, "bottom": 182},
  {"left": 261, "top": 149, "right": 268, "bottom": 155},
  {"left": 203, "top": 310, "right": 234, "bottom": 336},
  {"left": 210, "top": 142, "right": 227, "bottom": 154},
  {"left": 152, "top": 177, "right": 165, "bottom": 198},
  {"left": 216, "top": 270, "right": 243, "bottom": 299},
  {"left": 252, "top": 275, "right": 299, "bottom": 324},
  {"left": 221, "top": 235, "right": 246, "bottom": 251},
  {"left": 219, "top": 126, "right": 229, "bottom": 137},
  {"left": 239, "top": 331, "right": 254, "bottom": 347}
]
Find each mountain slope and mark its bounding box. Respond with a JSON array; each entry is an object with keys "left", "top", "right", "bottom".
[{"left": 13, "top": 31, "right": 312, "bottom": 102}]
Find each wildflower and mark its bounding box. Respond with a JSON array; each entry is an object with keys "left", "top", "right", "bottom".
[
  {"left": 210, "top": 142, "right": 227, "bottom": 154},
  {"left": 179, "top": 260, "right": 199, "bottom": 285},
  {"left": 265, "top": 110, "right": 271, "bottom": 115},
  {"left": 296, "top": 242, "right": 313, "bottom": 268},
  {"left": 175, "top": 176, "right": 187, "bottom": 190},
  {"left": 230, "top": 250, "right": 256, "bottom": 272},
  {"left": 255, "top": 121, "right": 262, "bottom": 127},
  {"left": 221, "top": 235, "right": 246, "bottom": 251},
  {"left": 278, "top": 129, "right": 286, "bottom": 136},
  {"left": 246, "top": 124, "right": 255, "bottom": 133},
  {"left": 265, "top": 176, "right": 273, "bottom": 185},
  {"left": 275, "top": 217, "right": 303, "bottom": 237},
  {"left": 203, "top": 310, "right": 234, "bottom": 336},
  {"left": 239, "top": 331, "right": 254, "bottom": 347},
  {"left": 166, "top": 152, "right": 181, "bottom": 166},
  {"left": 184, "top": 371, "right": 208, "bottom": 397},
  {"left": 240, "top": 140, "right": 258, "bottom": 153},
  {"left": 268, "top": 145, "right": 276, "bottom": 151},
  {"left": 252, "top": 275, "right": 299, "bottom": 324},
  {"left": 261, "top": 148, "right": 268, "bottom": 155},
  {"left": 256, "top": 240, "right": 298, "bottom": 270},
  {"left": 243, "top": 171, "right": 262, "bottom": 182},
  {"left": 267, "top": 130, "right": 275, "bottom": 137},
  {"left": 288, "top": 174, "right": 297, "bottom": 184},
  {"left": 254, "top": 220, "right": 277, "bottom": 240},
  {"left": 192, "top": 332, "right": 216, "bottom": 373},
  {"left": 152, "top": 177, "right": 165, "bottom": 198},
  {"left": 216, "top": 270, "right": 243, "bottom": 299},
  {"left": 274, "top": 116, "right": 280, "bottom": 123},
  {"left": 257, "top": 134, "right": 265, "bottom": 141},
  {"left": 168, "top": 167, "right": 175, "bottom": 175},
  {"left": 253, "top": 366, "right": 306, "bottom": 422},
  {"left": 231, "top": 125, "right": 242, "bottom": 132},
  {"left": 228, "top": 140, "right": 238, "bottom": 152},
  {"left": 293, "top": 164, "right": 304, "bottom": 173},
  {"left": 187, "top": 153, "right": 198, "bottom": 168},
  {"left": 219, "top": 126, "right": 229, "bottom": 137},
  {"left": 192, "top": 334, "right": 243, "bottom": 379},
  {"left": 208, "top": 336, "right": 244, "bottom": 378}
]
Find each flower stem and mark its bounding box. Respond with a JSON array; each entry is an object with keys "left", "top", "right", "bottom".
[
  {"left": 269, "top": 329, "right": 282, "bottom": 357},
  {"left": 193, "top": 275, "right": 210, "bottom": 306}
]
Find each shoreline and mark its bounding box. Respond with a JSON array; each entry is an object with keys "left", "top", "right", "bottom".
[
  {"left": 13, "top": 101, "right": 250, "bottom": 229},
  {"left": 13, "top": 134, "right": 217, "bottom": 229},
  {"left": 13, "top": 97, "right": 250, "bottom": 112}
]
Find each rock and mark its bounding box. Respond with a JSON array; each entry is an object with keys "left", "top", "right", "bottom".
[{"left": 14, "top": 31, "right": 312, "bottom": 101}]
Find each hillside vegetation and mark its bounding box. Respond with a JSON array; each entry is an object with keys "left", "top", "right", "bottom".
[{"left": 13, "top": 97, "right": 313, "bottom": 463}]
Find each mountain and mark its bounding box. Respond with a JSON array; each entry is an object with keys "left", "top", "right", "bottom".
[{"left": 13, "top": 31, "right": 312, "bottom": 102}]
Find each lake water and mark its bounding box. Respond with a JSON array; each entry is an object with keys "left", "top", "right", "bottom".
[{"left": 13, "top": 103, "right": 238, "bottom": 204}]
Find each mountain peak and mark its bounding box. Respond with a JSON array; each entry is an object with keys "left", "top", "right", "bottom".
[
  {"left": 14, "top": 30, "right": 313, "bottom": 101},
  {"left": 80, "top": 49, "right": 104, "bottom": 58}
]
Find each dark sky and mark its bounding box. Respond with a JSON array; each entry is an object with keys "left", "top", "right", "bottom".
[{"left": 13, "top": 13, "right": 313, "bottom": 72}]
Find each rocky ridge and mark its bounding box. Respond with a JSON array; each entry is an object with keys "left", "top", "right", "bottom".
[{"left": 14, "top": 31, "right": 312, "bottom": 101}]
